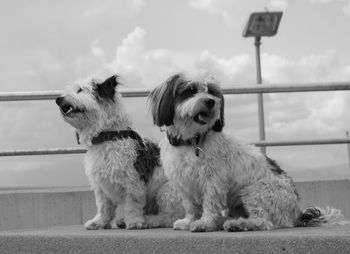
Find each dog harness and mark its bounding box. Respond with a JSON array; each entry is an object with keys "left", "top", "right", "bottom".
[
  {"left": 91, "top": 129, "right": 145, "bottom": 147},
  {"left": 166, "top": 132, "right": 206, "bottom": 158},
  {"left": 87, "top": 129, "right": 159, "bottom": 184}
]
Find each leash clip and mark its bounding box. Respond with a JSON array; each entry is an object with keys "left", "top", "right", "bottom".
[{"left": 190, "top": 136, "right": 205, "bottom": 159}]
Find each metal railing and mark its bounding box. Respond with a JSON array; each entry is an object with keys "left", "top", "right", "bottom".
[{"left": 1, "top": 81, "right": 350, "bottom": 157}]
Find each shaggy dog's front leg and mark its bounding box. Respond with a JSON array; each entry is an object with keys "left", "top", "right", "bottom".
[
  {"left": 124, "top": 187, "right": 148, "bottom": 229},
  {"left": 85, "top": 188, "right": 116, "bottom": 230},
  {"left": 190, "top": 181, "right": 227, "bottom": 232}
]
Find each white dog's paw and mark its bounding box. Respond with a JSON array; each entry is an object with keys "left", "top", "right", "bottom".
[
  {"left": 173, "top": 218, "right": 192, "bottom": 230},
  {"left": 84, "top": 219, "right": 112, "bottom": 230},
  {"left": 190, "top": 219, "right": 217, "bottom": 232}
]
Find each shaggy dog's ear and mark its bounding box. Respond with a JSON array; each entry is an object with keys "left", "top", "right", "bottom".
[
  {"left": 208, "top": 83, "right": 225, "bottom": 132},
  {"left": 149, "top": 73, "right": 186, "bottom": 127},
  {"left": 95, "top": 75, "right": 119, "bottom": 102}
]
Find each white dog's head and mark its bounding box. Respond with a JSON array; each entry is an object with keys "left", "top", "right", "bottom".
[
  {"left": 149, "top": 73, "right": 224, "bottom": 139},
  {"left": 56, "top": 75, "right": 131, "bottom": 143}
]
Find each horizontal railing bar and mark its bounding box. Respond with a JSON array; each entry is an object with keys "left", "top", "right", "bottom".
[
  {"left": 0, "top": 89, "right": 151, "bottom": 101},
  {"left": 221, "top": 82, "right": 350, "bottom": 94},
  {"left": 1, "top": 82, "right": 350, "bottom": 101},
  {"left": 0, "top": 91, "right": 63, "bottom": 101},
  {"left": 0, "top": 148, "right": 86, "bottom": 156},
  {"left": 253, "top": 138, "right": 350, "bottom": 147},
  {"left": 1, "top": 138, "right": 350, "bottom": 156}
]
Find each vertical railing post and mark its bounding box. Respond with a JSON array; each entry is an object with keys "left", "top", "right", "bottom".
[
  {"left": 254, "top": 36, "right": 266, "bottom": 154},
  {"left": 346, "top": 131, "right": 350, "bottom": 169}
]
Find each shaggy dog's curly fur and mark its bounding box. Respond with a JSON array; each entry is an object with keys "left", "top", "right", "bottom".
[
  {"left": 56, "top": 75, "right": 183, "bottom": 230},
  {"left": 148, "top": 73, "right": 348, "bottom": 232}
]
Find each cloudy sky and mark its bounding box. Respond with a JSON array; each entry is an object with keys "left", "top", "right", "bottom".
[{"left": 1, "top": 0, "right": 350, "bottom": 187}]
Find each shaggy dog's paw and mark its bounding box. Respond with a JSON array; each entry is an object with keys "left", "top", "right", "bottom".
[
  {"left": 223, "top": 220, "right": 245, "bottom": 232},
  {"left": 126, "top": 221, "right": 148, "bottom": 230},
  {"left": 190, "top": 220, "right": 217, "bottom": 232},
  {"left": 173, "top": 218, "right": 191, "bottom": 230},
  {"left": 145, "top": 216, "right": 172, "bottom": 228},
  {"left": 116, "top": 218, "right": 126, "bottom": 229},
  {"left": 84, "top": 219, "right": 112, "bottom": 230},
  {"left": 223, "top": 218, "right": 263, "bottom": 232}
]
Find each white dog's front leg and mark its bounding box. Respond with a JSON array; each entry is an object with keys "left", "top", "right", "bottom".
[
  {"left": 85, "top": 188, "right": 116, "bottom": 230},
  {"left": 173, "top": 197, "right": 199, "bottom": 230},
  {"left": 190, "top": 182, "right": 226, "bottom": 232}
]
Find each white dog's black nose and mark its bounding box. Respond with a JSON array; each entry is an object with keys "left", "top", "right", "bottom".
[
  {"left": 56, "top": 96, "right": 64, "bottom": 106},
  {"left": 205, "top": 99, "right": 215, "bottom": 109}
]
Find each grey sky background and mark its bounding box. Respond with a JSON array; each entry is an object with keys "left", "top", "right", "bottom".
[{"left": 1, "top": 0, "right": 350, "bottom": 187}]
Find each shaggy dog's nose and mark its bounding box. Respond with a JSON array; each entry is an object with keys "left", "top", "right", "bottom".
[{"left": 205, "top": 99, "right": 215, "bottom": 109}]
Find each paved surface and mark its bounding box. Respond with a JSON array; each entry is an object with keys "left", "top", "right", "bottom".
[{"left": 0, "top": 225, "right": 350, "bottom": 254}]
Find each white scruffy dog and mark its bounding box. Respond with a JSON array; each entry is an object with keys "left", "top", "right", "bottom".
[
  {"left": 56, "top": 75, "right": 183, "bottom": 230},
  {"left": 148, "top": 73, "right": 348, "bottom": 232}
]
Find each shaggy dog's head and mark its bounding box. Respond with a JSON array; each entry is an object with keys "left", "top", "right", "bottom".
[
  {"left": 56, "top": 75, "right": 126, "bottom": 135},
  {"left": 148, "top": 73, "right": 224, "bottom": 139}
]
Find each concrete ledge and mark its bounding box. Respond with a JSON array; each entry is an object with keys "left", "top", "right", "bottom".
[
  {"left": 0, "top": 180, "right": 350, "bottom": 231},
  {"left": 0, "top": 225, "right": 350, "bottom": 254}
]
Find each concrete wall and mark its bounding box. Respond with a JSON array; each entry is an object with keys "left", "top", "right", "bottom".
[
  {"left": 296, "top": 180, "right": 350, "bottom": 218},
  {"left": 0, "top": 180, "right": 349, "bottom": 231},
  {"left": 0, "top": 188, "right": 96, "bottom": 231}
]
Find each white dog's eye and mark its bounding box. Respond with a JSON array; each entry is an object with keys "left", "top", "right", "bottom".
[{"left": 77, "top": 88, "right": 83, "bottom": 93}]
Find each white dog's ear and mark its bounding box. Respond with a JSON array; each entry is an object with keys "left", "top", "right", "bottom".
[
  {"left": 149, "top": 73, "right": 186, "bottom": 127},
  {"left": 211, "top": 88, "right": 225, "bottom": 132},
  {"left": 95, "top": 75, "right": 119, "bottom": 102}
]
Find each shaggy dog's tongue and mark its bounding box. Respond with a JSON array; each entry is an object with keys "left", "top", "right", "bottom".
[{"left": 194, "top": 111, "right": 210, "bottom": 125}]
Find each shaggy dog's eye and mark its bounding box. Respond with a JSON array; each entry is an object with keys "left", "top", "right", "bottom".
[
  {"left": 77, "top": 88, "right": 83, "bottom": 93},
  {"left": 181, "top": 86, "right": 197, "bottom": 97},
  {"left": 208, "top": 88, "right": 215, "bottom": 96}
]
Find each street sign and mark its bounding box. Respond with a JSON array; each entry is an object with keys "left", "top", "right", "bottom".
[{"left": 243, "top": 12, "right": 283, "bottom": 37}]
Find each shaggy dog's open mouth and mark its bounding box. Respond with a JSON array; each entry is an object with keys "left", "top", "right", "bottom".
[
  {"left": 59, "top": 104, "right": 85, "bottom": 116},
  {"left": 193, "top": 111, "right": 215, "bottom": 125}
]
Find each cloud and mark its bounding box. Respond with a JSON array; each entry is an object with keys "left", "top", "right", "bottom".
[
  {"left": 269, "top": 0, "right": 288, "bottom": 10},
  {"left": 189, "top": 0, "right": 240, "bottom": 22},
  {"left": 91, "top": 41, "right": 106, "bottom": 58},
  {"left": 189, "top": 0, "right": 288, "bottom": 24},
  {"left": 261, "top": 50, "right": 349, "bottom": 83},
  {"left": 308, "top": 0, "right": 350, "bottom": 16},
  {"left": 343, "top": 1, "right": 350, "bottom": 15},
  {"left": 309, "top": 0, "right": 344, "bottom": 3},
  {"left": 195, "top": 50, "right": 256, "bottom": 85},
  {"left": 108, "top": 27, "right": 195, "bottom": 88},
  {"left": 83, "top": 0, "right": 144, "bottom": 18}
]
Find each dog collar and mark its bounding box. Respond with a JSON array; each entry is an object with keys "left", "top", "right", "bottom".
[
  {"left": 90, "top": 129, "right": 145, "bottom": 147},
  {"left": 166, "top": 132, "right": 206, "bottom": 158}
]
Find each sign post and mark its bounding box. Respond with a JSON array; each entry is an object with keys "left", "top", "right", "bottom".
[{"left": 243, "top": 12, "right": 283, "bottom": 154}]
